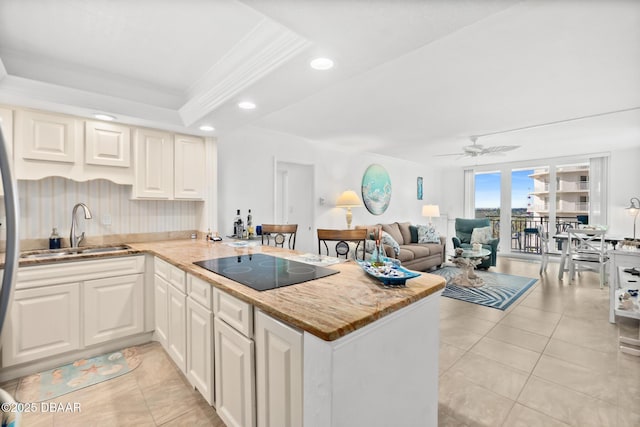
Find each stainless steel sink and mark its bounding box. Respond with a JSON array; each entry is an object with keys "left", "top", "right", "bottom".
[
  {"left": 20, "top": 245, "right": 131, "bottom": 260},
  {"left": 77, "top": 245, "right": 130, "bottom": 254},
  {"left": 20, "top": 251, "right": 71, "bottom": 259}
]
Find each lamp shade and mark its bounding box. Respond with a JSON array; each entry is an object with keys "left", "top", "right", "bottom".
[
  {"left": 336, "top": 190, "right": 362, "bottom": 207},
  {"left": 422, "top": 204, "right": 440, "bottom": 218}
]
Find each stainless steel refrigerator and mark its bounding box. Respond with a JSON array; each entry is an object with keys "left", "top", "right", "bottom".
[{"left": 0, "top": 127, "right": 21, "bottom": 426}]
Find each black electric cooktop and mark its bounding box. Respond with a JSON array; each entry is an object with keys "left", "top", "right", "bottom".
[{"left": 193, "top": 253, "right": 339, "bottom": 291}]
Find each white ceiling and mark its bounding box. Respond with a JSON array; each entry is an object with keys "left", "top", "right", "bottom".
[{"left": 1, "top": 0, "right": 638, "bottom": 167}]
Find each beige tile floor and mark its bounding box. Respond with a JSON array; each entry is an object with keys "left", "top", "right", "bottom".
[
  {"left": 439, "top": 257, "right": 640, "bottom": 427},
  {"left": 1, "top": 257, "right": 638, "bottom": 426}
]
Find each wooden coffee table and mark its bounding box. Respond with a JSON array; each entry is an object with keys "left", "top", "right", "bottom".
[{"left": 450, "top": 248, "right": 492, "bottom": 287}]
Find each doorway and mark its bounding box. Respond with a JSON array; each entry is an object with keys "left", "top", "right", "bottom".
[{"left": 275, "top": 161, "right": 315, "bottom": 253}]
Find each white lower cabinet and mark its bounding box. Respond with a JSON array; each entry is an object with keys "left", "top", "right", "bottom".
[
  {"left": 153, "top": 275, "right": 170, "bottom": 348},
  {"left": 167, "top": 284, "right": 187, "bottom": 373},
  {"left": 255, "top": 310, "right": 303, "bottom": 427},
  {"left": 4, "top": 283, "right": 81, "bottom": 366},
  {"left": 83, "top": 274, "right": 144, "bottom": 346},
  {"left": 2, "top": 255, "right": 146, "bottom": 368},
  {"left": 153, "top": 257, "right": 187, "bottom": 373},
  {"left": 214, "top": 317, "right": 256, "bottom": 427},
  {"left": 186, "top": 297, "right": 214, "bottom": 405}
]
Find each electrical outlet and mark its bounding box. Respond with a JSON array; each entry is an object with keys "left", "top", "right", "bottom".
[{"left": 101, "top": 213, "right": 112, "bottom": 226}]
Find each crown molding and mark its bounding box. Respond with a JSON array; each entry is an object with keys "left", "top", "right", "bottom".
[{"left": 179, "top": 18, "right": 311, "bottom": 126}]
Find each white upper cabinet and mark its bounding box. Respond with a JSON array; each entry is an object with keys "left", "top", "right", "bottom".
[
  {"left": 133, "top": 130, "right": 206, "bottom": 200},
  {"left": 133, "top": 128, "right": 173, "bottom": 199},
  {"left": 7, "top": 105, "right": 207, "bottom": 198},
  {"left": 174, "top": 134, "right": 205, "bottom": 200},
  {"left": 85, "top": 120, "right": 131, "bottom": 168},
  {"left": 13, "top": 107, "right": 134, "bottom": 184},
  {"left": 19, "top": 109, "right": 77, "bottom": 163}
]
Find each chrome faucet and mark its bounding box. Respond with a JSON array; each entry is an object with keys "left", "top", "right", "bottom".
[{"left": 70, "top": 203, "right": 92, "bottom": 248}]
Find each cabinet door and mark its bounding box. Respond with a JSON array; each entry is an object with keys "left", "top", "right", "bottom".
[
  {"left": 255, "top": 310, "right": 303, "bottom": 427},
  {"left": 167, "top": 284, "right": 187, "bottom": 373},
  {"left": 3, "top": 283, "right": 80, "bottom": 366},
  {"left": 214, "top": 317, "right": 256, "bottom": 427},
  {"left": 154, "top": 275, "right": 169, "bottom": 348},
  {"left": 186, "top": 298, "right": 214, "bottom": 405},
  {"left": 133, "top": 128, "right": 173, "bottom": 199},
  {"left": 0, "top": 108, "right": 12, "bottom": 197},
  {"left": 83, "top": 274, "right": 144, "bottom": 346},
  {"left": 174, "top": 134, "right": 205, "bottom": 200},
  {"left": 85, "top": 120, "right": 131, "bottom": 167},
  {"left": 19, "top": 110, "right": 77, "bottom": 163}
]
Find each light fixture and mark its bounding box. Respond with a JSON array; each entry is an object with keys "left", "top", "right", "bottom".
[
  {"left": 199, "top": 125, "right": 215, "bottom": 132},
  {"left": 422, "top": 204, "right": 440, "bottom": 225},
  {"left": 310, "top": 57, "right": 334, "bottom": 70},
  {"left": 238, "top": 101, "right": 256, "bottom": 110},
  {"left": 93, "top": 113, "right": 115, "bottom": 121},
  {"left": 336, "top": 190, "right": 363, "bottom": 229},
  {"left": 626, "top": 197, "right": 640, "bottom": 240}
]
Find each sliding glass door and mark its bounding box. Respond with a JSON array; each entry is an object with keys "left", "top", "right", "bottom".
[{"left": 469, "top": 156, "right": 606, "bottom": 257}]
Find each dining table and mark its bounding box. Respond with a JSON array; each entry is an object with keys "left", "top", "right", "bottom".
[{"left": 552, "top": 232, "right": 626, "bottom": 280}]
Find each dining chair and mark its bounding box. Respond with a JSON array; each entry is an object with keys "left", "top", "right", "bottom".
[
  {"left": 261, "top": 224, "right": 298, "bottom": 250},
  {"left": 566, "top": 228, "right": 609, "bottom": 288},
  {"left": 317, "top": 228, "right": 367, "bottom": 260},
  {"left": 537, "top": 225, "right": 550, "bottom": 275}
]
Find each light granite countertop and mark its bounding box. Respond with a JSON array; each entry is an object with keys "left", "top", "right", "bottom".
[{"left": 4, "top": 239, "right": 445, "bottom": 341}]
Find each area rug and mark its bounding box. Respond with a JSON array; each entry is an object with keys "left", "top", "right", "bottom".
[
  {"left": 432, "top": 267, "right": 538, "bottom": 310},
  {"left": 15, "top": 347, "right": 141, "bottom": 402}
]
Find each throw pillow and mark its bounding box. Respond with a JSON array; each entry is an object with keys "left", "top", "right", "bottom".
[
  {"left": 417, "top": 224, "right": 440, "bottom": 243},
  {"left": 381, "top": 231, "right": 401, "bottom": 256},
  {"left": 364, "top": 239, "right": 376, "bottom": 254},
  {"left": 470, "top": 226, "right": 492, "bottom": 244},
  {"left": 347, "top": 242, "right": 360, "bottom": 260},
  {"left": 409, "top": 225, "right": 419, "bottom": 243}
]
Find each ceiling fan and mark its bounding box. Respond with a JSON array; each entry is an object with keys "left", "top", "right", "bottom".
[{"left": 437, "top": 136, "right": 520, "bottom": 158}]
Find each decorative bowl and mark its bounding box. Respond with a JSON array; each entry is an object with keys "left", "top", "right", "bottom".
[{"left": 356, "top": 259, "right": 420, "bottom": 287}]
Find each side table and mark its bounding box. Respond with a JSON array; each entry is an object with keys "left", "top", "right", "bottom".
[{"left": 450, "top": 249, "right": 491, "bottom": 287}]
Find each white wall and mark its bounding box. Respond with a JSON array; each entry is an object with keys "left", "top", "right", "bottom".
[
  {"left": 607, "top": 146, "right": 640, "bottom": 238},
  {"left": 217, "top": 127, "right": 442, "bottom": 252}
]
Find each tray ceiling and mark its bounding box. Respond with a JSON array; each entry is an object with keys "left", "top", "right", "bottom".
[{"left": 0, "top": 0, "right": 638, "bottom": 165}]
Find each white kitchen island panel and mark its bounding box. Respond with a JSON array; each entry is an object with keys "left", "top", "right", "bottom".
[{"left": 303, "top": 290, "right": 441, "bottom": 427}]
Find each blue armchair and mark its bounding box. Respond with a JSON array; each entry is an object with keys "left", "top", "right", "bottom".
[{"left": 451, "top": 218, "right": 499, "bottom": 268}]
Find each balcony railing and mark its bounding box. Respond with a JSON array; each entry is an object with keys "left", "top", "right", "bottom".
[{"left": 485, "top": 215, "right": 584, "bottom": 254}]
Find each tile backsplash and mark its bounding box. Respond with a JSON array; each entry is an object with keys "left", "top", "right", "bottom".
[{"left": 4, "top": 177, "right": 199, "bottom": 241}]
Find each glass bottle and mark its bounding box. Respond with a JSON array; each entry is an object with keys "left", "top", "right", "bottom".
[
  {"left": 49, "top": 227, "right": 61, "bottom": 249},
  {"left": 247, "top": 209, "right": 253, "bottom": 237},
  {"left": 234, "top": 209, "right": 242, "bottom": 237}
]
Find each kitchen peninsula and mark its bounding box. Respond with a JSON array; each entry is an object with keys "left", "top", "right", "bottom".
[
  {"left": 2, "top": 238, "right": 444, "bottom": 427},
  {"left": 129, "top": 239, "right": 445, "bottom": 427}
]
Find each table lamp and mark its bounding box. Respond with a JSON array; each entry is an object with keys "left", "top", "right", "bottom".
[
  {"left": 626, "top": 197, "right": 640, "bottom": 240},
  {"left": 336, "top": 190, "right": 363, "bottom": 229},
  {"left": 422, "top": 204, "right": 440, "bottom": 225}
]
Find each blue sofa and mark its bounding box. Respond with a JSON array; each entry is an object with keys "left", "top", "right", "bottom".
[{"left": 451, "top": 218, "right": 499, "bottom": 269}]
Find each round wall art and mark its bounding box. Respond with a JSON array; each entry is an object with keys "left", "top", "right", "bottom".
[{"left": 361, "top": 164, "right": 392, "bottom": 215}]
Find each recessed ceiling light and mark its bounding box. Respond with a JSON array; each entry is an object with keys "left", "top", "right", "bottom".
[
  {"left": 238, "top": 101, "right": 256, "bottom": 110},
  {"left": 310, "top": 57, "right": 334, "bottom": 70},
  {"left": 93, "top": 113, "right": 115, "bottom": 121},
  {"left": 199, "top": 125, "right": 215, "bottom": 132}
]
